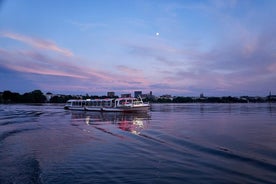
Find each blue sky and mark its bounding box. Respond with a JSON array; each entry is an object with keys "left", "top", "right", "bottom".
[{"left": 0, "top": 0, "right": 276, "bottom": 96}]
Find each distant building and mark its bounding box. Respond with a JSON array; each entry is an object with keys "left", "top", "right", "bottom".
[
  {"left": 134, "top": 91, "right": 142, "bottom": 98},
  {"left": 45, "top": 92, "right": 53, "bottom": 102},
  {"left": 199, "top": 93, "right": 207, "bottom": 100},
  {"left": 107, "top": 91, "right": 115, "bottom": 97},
  {"left": 139, "top": 91, "right": 155, "bottom": 100},
  {"left": 121, "top": 93, "right": 131, "bottom": 98},
  {"left": 200, "top": 93, "right": 204, "bottom": 98},
  {"left": 159, "top": 94, "right": 173, "bottom": 101},
  {"left": 148, "top": 91, "right": 155, "bottom": 99}
]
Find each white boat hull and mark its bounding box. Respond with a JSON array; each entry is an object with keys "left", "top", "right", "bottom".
[
  {"left": 64, "top": 106, "right": 85, "bottom": 111},
  {"left": 64, "top": 97, "right": 150, "bottom": 113},
  {"left": 65, "top": 105, "right": 149, "bottom": 112},
  {"left": 102, "top": 106, "right": 149, "bottom": 112}
]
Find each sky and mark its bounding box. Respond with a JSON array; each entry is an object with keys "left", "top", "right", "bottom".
[{"left": 0, "top": 0, "right": 276, "bottom": 96}]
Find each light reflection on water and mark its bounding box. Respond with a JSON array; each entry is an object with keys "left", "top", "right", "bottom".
[
  {"left": 0, "top": 103, "right": 275, "bottom": 184},
  {"left": 71, "top": 111, "right": 150, "bottom": 135}
]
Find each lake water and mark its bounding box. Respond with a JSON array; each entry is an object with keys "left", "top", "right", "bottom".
[{"left": 0, "top": 103, "right": 276, "bottom": 184}]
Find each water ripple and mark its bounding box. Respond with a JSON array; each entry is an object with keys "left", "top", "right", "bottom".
[
  {"left": 0, "top": 128, "right": 40, "bottom": 142},
  {"left": 0, "top": 103, "right": 275, "bottom": 183}
]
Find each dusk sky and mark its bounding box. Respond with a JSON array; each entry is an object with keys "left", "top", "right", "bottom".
[{"left": 0, "top": 0, "right": 276, "bottom": 96}]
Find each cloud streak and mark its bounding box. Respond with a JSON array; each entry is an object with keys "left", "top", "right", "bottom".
[
  {"left": 1, "top": 32, "right": 73, "bottom": 57},
  {"left": 0, "top": 49, "right": 112, "bottom": 81},
  {"left": 0, "top": 47, "right": 151, "bottom": 94}
]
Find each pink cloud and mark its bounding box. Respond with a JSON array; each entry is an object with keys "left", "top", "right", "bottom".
[
  {"left": 5, "top": 65, "right": 87, "bottom": 79},
  {"left": 0, "top": 48, "right": 151, "bottom": 93},
  {"left": 0, "top": 48, "right": 113, "bottom": 81},
  {"left": 1, "top": 32, "right": 73, "bottom": 57}
]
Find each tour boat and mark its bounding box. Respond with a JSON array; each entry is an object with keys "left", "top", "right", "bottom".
[{"left": 64, "top": 97, "right": 150, "bottom": 112}]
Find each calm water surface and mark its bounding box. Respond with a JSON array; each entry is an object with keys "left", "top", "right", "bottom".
[{"left": 0, "top": 103, "right": 275, "bottom": 184}]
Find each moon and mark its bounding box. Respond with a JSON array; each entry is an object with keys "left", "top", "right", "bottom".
[{"left": 156, "top": 32, "right": 159, "bottom": 36}]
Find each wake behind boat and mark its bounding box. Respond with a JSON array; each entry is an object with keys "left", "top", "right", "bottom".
[{"left": 64, "top": 97, "right": 150, "bottom": 112}]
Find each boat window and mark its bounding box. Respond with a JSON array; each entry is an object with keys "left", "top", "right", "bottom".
[{"left": 134, "top": 100, "right": 142, "bottom": 105}]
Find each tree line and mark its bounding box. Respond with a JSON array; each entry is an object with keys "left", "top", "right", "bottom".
[
  {"left": 154, "top": 96, "right": 266, "bottom": 103},
  {"left": 1, "top": 90, "right": 275, "bottom": 103},
  {"left": 0, "top": 90, "right": 121, "bottom": 103},
  {"left": 0, "top": 90, "right": 46, "bottom": 103}
]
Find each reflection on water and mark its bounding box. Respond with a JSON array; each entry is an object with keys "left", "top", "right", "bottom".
[
  {"left": 70, "top": 111, "right": 150, "bottom": 135},
  {"left": 0, "top": 103, "right": 276, "bottom": 184}
]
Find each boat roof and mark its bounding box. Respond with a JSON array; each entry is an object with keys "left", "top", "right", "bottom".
[
  {"left": 116, "top": 97, "right": 137, "bottom": 100},
  {"left": 67, "top": 97, "right": 139, "bottom": 102},
  {"left": 67, "top": 98, "right": 114, "bottom": 102}
]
